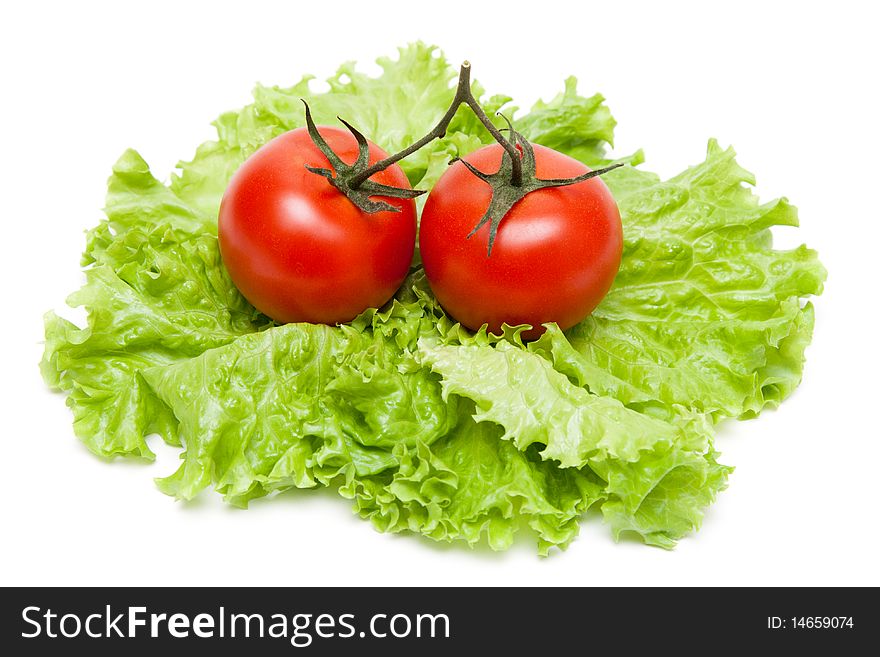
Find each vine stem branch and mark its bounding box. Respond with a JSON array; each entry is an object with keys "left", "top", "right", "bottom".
[{"left": 349, "top": 62, "right": 523, "bottom": 188}]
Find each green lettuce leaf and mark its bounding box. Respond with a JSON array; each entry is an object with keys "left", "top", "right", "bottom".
[
  {"left": 419, "top": 340, "right": 730, "bottom": 546},
  {"left": 140, "top": 298, "right": 457, "bottom": 507},
  {"left": 140, "top": 305, "right": 599, "bottom": 554},
  {"left": 517, "top": 76, "right": 616, "bottom": 165},
  {"left": 41, "top": 150, "right": 266, "bottom": 459},
  {"left": 533, "top": 140, "right": 826, "bottom": 421},
  {"left": 419, "top": 340, "right": 681, "bottom": 467},
  {"left": 347, "top": 406, "right": 604, "bottom": 556}
]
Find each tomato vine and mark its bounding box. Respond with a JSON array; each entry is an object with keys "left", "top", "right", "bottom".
[{"left": 302, "top": 61, "right": 623, "bottom": 255}]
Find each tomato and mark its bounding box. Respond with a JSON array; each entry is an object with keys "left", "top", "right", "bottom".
[
  {"left": 419, "top": 142, "right": 622, "bottom": 340},
  {"left": 218, "top": 126, "right": 417, "bottom": 324}
]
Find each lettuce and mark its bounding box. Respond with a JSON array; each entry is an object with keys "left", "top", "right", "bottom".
[
  {"left": 419, "top": 340, "right": 731, "bottom": 547},
  {"left": 41, "top": 151, "right": 267, "bottom": 458},
  {"left": 533, "top": 141, "right": 825, "bottom": 421},
  {"left": 140, "top": 295, "right": 456, "bottom": 506},
  {"left": 41, "top": 43, "right": 825, "bottom": 552},
  {"left": 348, "top": 408, "right": 603, "bottom": 555}
]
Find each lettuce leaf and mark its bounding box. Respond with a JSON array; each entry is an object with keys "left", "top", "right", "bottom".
[
  {"left": 42, "top": 43, "right": 824, "bottom": 552},
  {"left": 517, "top": 76, "right": 616, "bottom": 165},
  {"left": 140, "top": 300, "right": 599, "bottom": 553},
  {"left": 41, "top": 151, "right": 266, "bottom": 459},
  {"left": 419, "top": 340, "right": 730, "bottom": 547},
  {"left": 532, "top": 141, "right": 826, "bottom": 421},
  {"left": 347, "top": 407, "right": 604, "bottom": 555},
  {"left": 420, "top": 340, "right": 682, "bottom": 467},
  {"left": 140, "top": 297, "right": 457, "bottom": 506}
]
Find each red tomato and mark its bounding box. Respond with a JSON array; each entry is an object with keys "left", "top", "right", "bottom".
[
  {"left": 419, "top": 143, "right": 622, "bottom": 340},
  {"left": 218, "top": 126, "right": 416, "bottom": 324}
]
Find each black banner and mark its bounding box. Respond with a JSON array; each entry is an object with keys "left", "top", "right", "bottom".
[{"left": 0, "top": 587, "right": 871, "bottom": 654}]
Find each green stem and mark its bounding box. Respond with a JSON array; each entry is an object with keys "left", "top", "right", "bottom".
[{"left": 348, "top": 62, "right": 523, "bottom": 188}]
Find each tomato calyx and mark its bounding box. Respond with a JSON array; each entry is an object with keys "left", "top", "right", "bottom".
[
  {"left": 301, "top": 100, "right": 425, "bottom": 213},
  {"left": 455, "top": 116, "right": 623, "bottom": 256},
  {"left": 300, "top": 61, "right": 625, "bottom": 230},
  {"left": 302, "top": 62, "right": 524, "bottom": 214}
]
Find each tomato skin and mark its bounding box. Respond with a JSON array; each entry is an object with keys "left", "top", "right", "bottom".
[
  {"left": 218, "top": 126, "right": 416, "bottom": 324},
  {"left": 419, "top": 143, "right": 622, "bottom": 340}
]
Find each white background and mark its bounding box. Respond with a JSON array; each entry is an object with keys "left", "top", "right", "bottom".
[{"left": 2, "top": 0, "right": 878, "bottom": 587}]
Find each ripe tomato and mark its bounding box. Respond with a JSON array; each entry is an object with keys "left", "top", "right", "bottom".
[
  {"left": 218, "top": 126, "right": 417, "bottom": 324},
  {"left": 419, "top": 143, "right": 622, "bottom": 339}
]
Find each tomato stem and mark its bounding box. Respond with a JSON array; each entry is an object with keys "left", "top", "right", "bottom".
[
  {"left": 348, "top": 62, "right": 523, "bottom": 189},
  {"left": 301, "top": 59, "right": 623, "bottom": 222},
  {"left": 302, "top": 100, "right": 426, "bottom": 213},
  {"left": 455, "top": 125, "right": 624, "bottom": 256}
]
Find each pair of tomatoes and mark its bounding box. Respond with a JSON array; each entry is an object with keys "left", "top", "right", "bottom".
[{"left": 218, "top": 126, "right": 622, "bottom": 338}]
